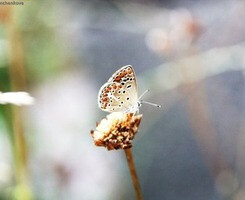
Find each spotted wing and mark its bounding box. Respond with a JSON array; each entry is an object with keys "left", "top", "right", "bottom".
[
  {"left": 108, "top": 65, "right": 137, "bottom": 88},
  {"left": 98, "top": 66, "right": 138, "bottom": 112}
]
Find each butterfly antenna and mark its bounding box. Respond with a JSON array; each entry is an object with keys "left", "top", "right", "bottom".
[
  {"left": 139, "top": 89, "right": 150, "bottom": 100},
  {"left": 141, "top": 100, "right": 161, "bottom": 108}
]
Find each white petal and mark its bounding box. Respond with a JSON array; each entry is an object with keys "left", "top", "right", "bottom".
[{"left": 0, "top": 92, "right": 35, "bottom": 106}]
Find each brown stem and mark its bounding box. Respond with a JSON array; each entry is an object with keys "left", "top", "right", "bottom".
[
  {"left": 4, "top": 7, "right": 32, "bottom": 200},
  {"left": 5, "top": 7, "right": 28, "bottom": 183},
  {"left": 124, "top": 148, "right": 143, "bottom": 200}
]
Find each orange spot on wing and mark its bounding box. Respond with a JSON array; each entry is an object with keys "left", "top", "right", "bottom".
[
  {"left": 115, "top": 77, "right": 121, "bottom": 82},
  {"left": 102, "top": 97, "right": 108, "bottom": 102}
]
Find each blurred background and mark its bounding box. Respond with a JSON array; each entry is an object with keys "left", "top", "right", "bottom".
[{"left": 0, "top": 0, "right": 245, "bottom": 199}]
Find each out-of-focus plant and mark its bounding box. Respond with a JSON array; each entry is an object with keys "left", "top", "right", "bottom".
[
  {"left": 0, "top": 1, "right": 71, "bottom": 199},
  {"left": 145, "top": 9, "right": 201, "bottom": 57},
  {"left": 16, "top": 0, "right": 67, "bottom": 84},
  {"left": 0, "top": 92, "right": 34, "bottom": 106},
  {"left": 0, "top": 5, "right": 36, "bottom": 200}
]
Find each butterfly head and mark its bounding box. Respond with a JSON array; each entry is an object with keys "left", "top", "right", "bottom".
[
  {"left": 137, "top": 101, "right": 142, "bottom": 108},
  {"left": 124, "top": 100, "right": 142, "bottom": 114}
]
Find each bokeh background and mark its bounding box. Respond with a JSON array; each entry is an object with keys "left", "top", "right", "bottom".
[{"left": 0, "top": 0, "right": 245, "bottom": 199}]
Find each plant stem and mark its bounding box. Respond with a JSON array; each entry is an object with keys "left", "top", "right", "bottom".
[
  {"left": 124, "top": 148, "right": 143, "bottom": 200},
  {"left": 4, "top": 7, "right": 32, "bottom": 200}
]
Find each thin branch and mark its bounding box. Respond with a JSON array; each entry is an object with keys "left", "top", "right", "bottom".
[{"left": 124, "top": 148, "right": 143, "bottom": 200}]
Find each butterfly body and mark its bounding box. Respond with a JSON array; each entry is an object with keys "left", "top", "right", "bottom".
[{"left": 98, "top": 65, "right": 141, "bottom": 113}]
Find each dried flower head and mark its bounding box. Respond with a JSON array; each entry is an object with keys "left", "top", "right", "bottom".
[{"left": 91, "top": 112, "right": 142, "bottom": 150}]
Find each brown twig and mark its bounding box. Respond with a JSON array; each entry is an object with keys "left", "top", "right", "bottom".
[{"left": 124, "top": 148, "right": 143, "bottom": 200}]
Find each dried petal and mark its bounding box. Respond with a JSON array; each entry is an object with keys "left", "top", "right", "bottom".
[{"left": 91, "top": 112, "right": 142, "bottom": 150}]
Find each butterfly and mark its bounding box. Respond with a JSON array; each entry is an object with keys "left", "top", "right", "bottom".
[{"left": 98, "top": 65, "right": 160, "bottom": 113}]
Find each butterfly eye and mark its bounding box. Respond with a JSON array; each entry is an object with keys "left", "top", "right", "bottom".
[
  {"left": 127, "top": 97, "right": 129, "bottom": 100},
  {"left": 123, "top": 91, "right": 126, "bottom": 93}
]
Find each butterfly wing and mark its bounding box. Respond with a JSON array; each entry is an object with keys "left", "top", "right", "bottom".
[
  {"left": 108, "top": 65, "right": 137, "bottom": 87},
  {"left": 98, "top": 65, "right": 138, "bottom": 112}
]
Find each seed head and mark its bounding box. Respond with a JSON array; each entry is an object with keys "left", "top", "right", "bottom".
[{"left": 91, "top": 112, "right": 142, "bottom": 150}]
